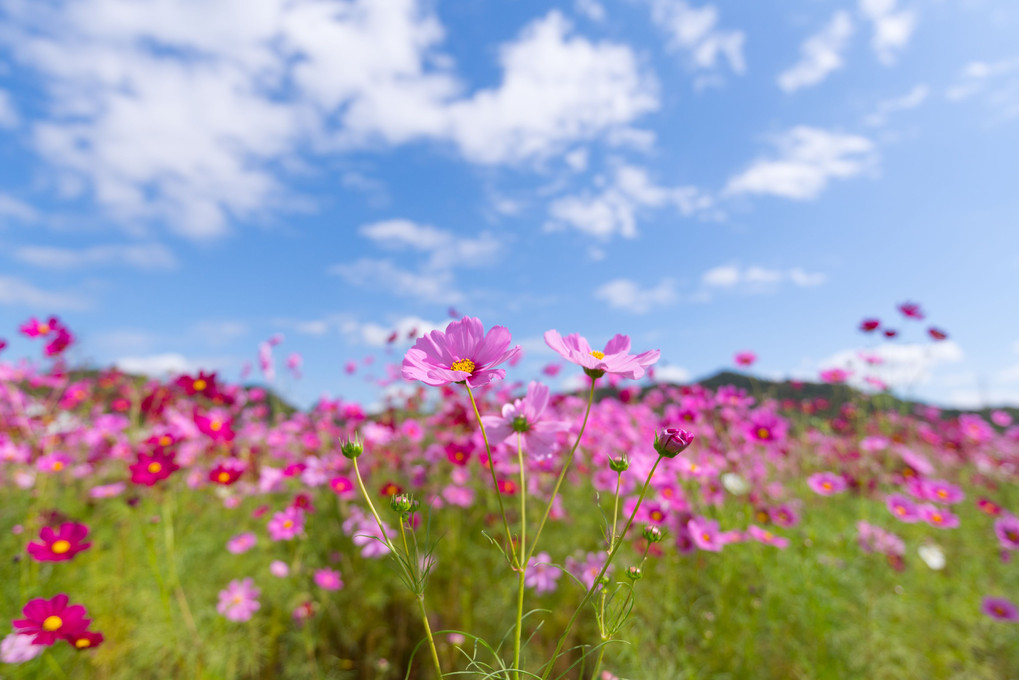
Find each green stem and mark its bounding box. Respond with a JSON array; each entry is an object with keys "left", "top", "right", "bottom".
[
  {"left": 465, "top": 384, "right": 518, "bottom": 565},
  {"left": 514, "top": 434, "right": 527, "bottom": 678},
  {"left": 162, "top": 491, "right": 202, "bottom": 660},
  {"left": 525, "top": 379, "right": 598, "bottom": 565},
  {"left": 540, "top": 455, "right": 665, "bottom": 680}
]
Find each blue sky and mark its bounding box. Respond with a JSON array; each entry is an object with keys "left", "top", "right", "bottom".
[{"left": 1, "top": 0, "right": 1018, "bottom": 410}]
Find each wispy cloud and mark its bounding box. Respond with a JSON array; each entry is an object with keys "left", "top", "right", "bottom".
[
  {"left": 777, "top": 11, "right": 854, "bottom": 93},
  {"left": 595, "top": 277, "right": 677, "bottom": 314},
  {"left": 0, "top": 275, "right": 92, "bottom": 311},
  {"left": 0, "top": 194, "right": 39, "bottom": 223},
  {"left": 14, "top": 243, "right": 177, "bottom": 270},
  {"left": 858, "top": 0, "right": 917, "bottom": 65},
  {"left": 645, "top": 0, "right": 746, "bottom": 79},
  {"left": 547, "top": 163, "right": 713, "bottom": 240},
  {"left": 724, "top": 127, "right": 877, "bottom": 200},
  {"left": 946, "top": 57, "right": 1019, "bottom": 121},
  {"left": 864, "top": 84, "right": 928, "bottom": 126},
  {"left": 701, "top": 264, "right": 827, "bottom": 292}
]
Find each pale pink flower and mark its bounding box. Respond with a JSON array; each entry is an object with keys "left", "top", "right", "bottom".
[
  {"left": 402, "top": 317, "right": 520, "bottom": 388},
  {"left": 217, "top": 578, "right": 261, "bottom": 622},
  {"left": 314, "top": 568, "right": 344, "bottom": 591},
  {"left": 544, "top": 330, "right": 659, "bottom": 379}
]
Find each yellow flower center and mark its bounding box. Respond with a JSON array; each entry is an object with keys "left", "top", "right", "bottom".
[
  {"left": 701, "top": 533, "right": 711, "bottom": 543},
  {"left": 75, "top": 638, "right": 91, "bottom": 648},
  {"left": 283, "top": 520, "right": 293, "bottom": 529},
  {"left": 52, "top": 461, "right": 64, "bottom": 471},
  {"left": 51, "top": 539, "right": 71, "bottom": 554},
  {"left": 764, "top": 532, "right": 773, "bottom": 541},
  {"left": 937, "top": 489, "right": 947, "bottom": 499},
  {"left": 38, "top": 323, "right": 50, "bottom": 335},
  {"left": 42, "top": 615, "right": 63, "bottom": 631},
  {"left": 932, "top": 513, "right": 943, "bottom": 524},
  {"left": 210, "top": 420, "right": 222, "bottom": 432},
  {"left": 451, "top": 359, "right": 475, "bottom": 374},
  {"left": 159, "top": 435, "right": 171, "bottom": 446},
  {"left": 148, "top": 462, "right": 162, "bottom": 474},
  {"left": 193, "top": 379, "right": 207, "bottom": 391},
  {"left": 896, "top": 506, "right": 906, "bottom": 515},
  {"left": 218, "top": 472, "right": 231, "bottom": 483},
  {"left": 589, "top": 350, "right": 605, "bottom": 360},
  {"left": 757, "top": 428, "right": 770, "bottom": 439},
  {"left": 822, "top": 482, "right": 832, "bottom": 491}
]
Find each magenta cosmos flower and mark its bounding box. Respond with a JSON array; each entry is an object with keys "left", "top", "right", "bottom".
[
  {"left": 807, "top": 472, "right": 848, "bottom": 496},
  {"left": 481, "top": 381, "right": 570, "bottom": 461},
  {"left": 544, "top": 330, "right": 659, "bottom": 379},
  {"left": 402, "top": 317, "right": 520, "bottom": 388},
  {"left": 314, "top": 568, "right": 344, "bottom": 591},
  {"left": 982, "top": 597, "right": 1019, "bottom": 622},
  {"left": 13, "top": 594, "right": 91, "bottom": 646},
  {"left": 27, "top": 523, "right": 92, "bottom": 562}
]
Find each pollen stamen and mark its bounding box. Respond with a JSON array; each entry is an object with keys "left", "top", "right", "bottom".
[
  {"left": 451, "top": 358, "right": 476, "bottom": 374},
  {"left": 589, "top": 350, "right": 605, "bottom": 360}
]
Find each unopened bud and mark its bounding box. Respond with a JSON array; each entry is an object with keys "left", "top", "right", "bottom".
[
  {"left": 626, "top": 566, "right": 643, "bottom": 581},
  {"left": 653, "top": 428, "right": 694, "bottom": 458},
  {"left": 609, "top": 455, "right": 629, "bottom": 473},
  {"left": 643, "top": 525, "right": 664, "bottom": 543},
  {"left": 390, "top": 493, "right": 413, "bottom": 514},
  {"left": 341, "top": 434, "right": 364, "bottom": 459}
]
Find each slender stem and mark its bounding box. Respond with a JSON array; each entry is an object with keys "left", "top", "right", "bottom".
[
  {"left": 525, "top": 379, "right": 598, "bottom": 565},
  {"left": 464, "top": 384, "right": 518, "bottom": 565},
  {"left": 513, "top": 433, "right": 527, "bottom": 678},
  {"left": 353, "top": 458, "right": 442, "bottom": 679},
  {"left": 609, "top": 471, "right": 622, "bottom": 551},
  {"left": 540, "top": 455, "right": 665, "bottom": 680},
  {"left": 589, "top": 645, "right": 607, "bottom": 680}
]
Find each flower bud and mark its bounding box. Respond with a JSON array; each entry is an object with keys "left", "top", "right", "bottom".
[
  {"left": 653, "top": 428, "right": 694, "bottom": 458},
  {"left": 626, "top": 565, "right": 643, "bottom": 581},
  {"left": 609, "top": 455, "right": 629, "bottom": 473},
  {"left": 341, "top": 434, "right": 363, "bottom": 460},
  {"left": 390, "top": 493, "right": 413, "bottom": 514},
  {"left": 643, "top": 525, "right": 664, "bottom": 543}
]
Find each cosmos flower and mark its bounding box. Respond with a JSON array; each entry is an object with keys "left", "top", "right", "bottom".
[
  {"left": 314, "top": 568, "right": 344, "bottom": 591},
  {"left": 807, "top": 472, "right": 847, "bottom": 496},
  {"left": 898, "top": 302, "right": 925, "bottom": 320},
  {"left": 402, "top": 317, "right": 520, "bottom": 388},
  {"left": 919, "top": 504, "right": 959, "bottom": 529},
  {"left": 734, "top": 351, "right": 757, "bottom": 367},
  {"left": 0, "top": 631, "right": 45, "bottom": 663},
  {"left": 482, "top": 381, "right": 570, "bottom": 461},
  {"left": 928, "top": 327, "right": 948, "bottom": 341},
  {"left": 994, "top": 515, "right": 1019, "bottom": 550},
  {"left": 27, "top": 523, "right": 92, "bottom": 562},
  {"left": 129, "top": 451, "right": 180, "bottom": 486},
  {"left": 13, "top": 594, "right": 91, "bottom": 646},
  {"left": 859, "top": 318, "right": 881, "bottom": 332},
  {"left": 885, "top": 494, "right": 920, "bottom": 523},
  {"left": 524, "top": 553, "right": 561, "bottom": 593},
  {"left": 226, "top": 533, "right": 257, "bottom": 555},
  {"left": 267, "top": 507, "right": 305, "bottom": 541},
  {"left": 982, "top": 597, "right": 1019, "bottom": 622},
  {"left": 544, "top": 330, "right": 659, "bottom": 379},
  {"left": 217, "top": 579, "right": 261, "bottom": 622},
  {"left": 747, "top": 525, "right": 789, "bottom": 549},
  {"left": 688, "top": 517, "right": 724, "bottom": 552}
]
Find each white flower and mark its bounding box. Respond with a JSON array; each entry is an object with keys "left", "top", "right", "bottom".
[
  {"left": 721, "top": 473, "right": 749, "bottom": 496},
  {"left": 918, "top": 544, "right": 945, "bottom": 570}
]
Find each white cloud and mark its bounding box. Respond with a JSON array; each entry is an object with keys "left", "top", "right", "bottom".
[
  {"left": 188, "top": 321, "right": 248, "bottom": 347},
  {"left": 575, "top": 0, "right": 606, "bottom": 22},
  {"left": 701, "top": 264, "right": 827, "bottom": 291},
  {"left": 724, "top": 127, "right": 877, "bottom": 200},
  {"left": 0, "top": 194, "right": 39, "bottom": 223},
  {"left": 594, "top": 277, "right": 677, "bottom": 314},
  {"left": 547, "top": 163, "right": 712, "bottom": 239},
  {"left": 115, "top": 353, "right": 194, "bottom": 376},
  {"left": 14, "top": 243, "right": 177, "bottom": 270},
  {"left": 359, "top": 219, "right": 499, "bottom": 270},
  {"left": 4, "top": 3, "right": 657, "bottom": 238},
  {"left": 819, "top": 340, "right": 963, "bottom": 390},
  {"left": 329, "top": 258, "right": 462, "bottom": 304},
  {"left": 0, "top": 275, "right": 92, "bottom": 311},
  {"left": 646, "top": 0, "right": 746, "bottom": 77},
  {"left": 777, "top": 11, "right": 854, "bottom": 93},
  {"left": 340, "top": 315, "right": 444, "bottom": 347},
  {"left": 859, "top": 0, "right": 916, "bottom": 65},
  {"left": 864, "top": 84, "right": 928, "bottom": 126},
  {"left": 0, "top": 89, "right": 19, "bottom": 128},
  {"left": 655, "top": 364, "right": 691, "bottom": 383},
  {"left": 945, "top": 58, "right": 1019, "bottom": 120}
]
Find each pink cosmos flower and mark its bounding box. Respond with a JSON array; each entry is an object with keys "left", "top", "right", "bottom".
[
  {"left": 734, "top": 351, "right": 756, "bottom": 367},
  {"left": 983, "top": 597, "right": 1019, "bottom": 622},
  {"left": 920, "top": 504, "right": 959, "bottom": 529},
  {"left": 688, "top": 517, "right": 724, "bottom": 552},
  {"left": 566, "top": 552, "right": 613, "bottom": 590},
  {"left": 857, "top": 521, "right": 904, "bottom": 556},
  {"left": 217, "top": 579, "right": 261, "bottom": 622},
  {"left": 807, "top": 472, "right": 847, "bottom": 496},
  {"left": 1, "top": 632, "right": 45, "bottom": 663},
  {"left": 898, "top": 302, "right": 925, "bottom": 320},
  {"left": 859, "top": 318, "right": 880, "bottom": 332},
  {"left": 747, "top": 525, "right": 789, "bottom": 549},
  {"left": 267, "top": 507, "right": 305, "bottom": 541},
  {"left": 402, "top": 317, "right": 520, "bottom": 388},
  {"left": 922, "top": 479, "right": 965, "bottom": 504},
  {"left": 314, "top": 568, "right": 344, "bottom": 591},
  {"left": 524, "top": 552, "right": 561, "bottom": 594},
  {"left": 226, "top": 533, "right": 257, "bottom": 554},
  {"left": 885, "top": 494, "right": 920, "bottom": 523},
  {"left": 994, "top": 515, "right": 1019, "bottom": 551},
  {"left": 13, "top": 594, "right": 91, "bottom": 646},
  {"left": 19, "top": 316, "right": 59, "bottom": 339},
  {"left": 819, "top": 368, "right": 850, "bottom": 384},
  {"left": 544, "top": 330, "right": 659, "bottom": 379},
  {"left": 270, "top": 560, "right": 290, "bottom": 577},
  {"left": 481, "top": 381, "right": 570, "bottom": 461},
  {"left": 27, "top": 523, "right": 92, "bottom": 562}
]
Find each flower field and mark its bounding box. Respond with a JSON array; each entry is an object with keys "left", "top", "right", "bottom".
[{"left": 1, "top": 315, "right": 1018, "bottom": 680}]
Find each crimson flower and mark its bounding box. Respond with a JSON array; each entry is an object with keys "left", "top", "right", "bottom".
[
  {"left": 859, "top": 318, "right": 880, "bottom": 332},
  {"left": 544, "top": 330, "right": 659, "bottom": 379},
  {"left": 69, "top": 631, "right": 104, "bottom": 650},
  {"left": 402, "top": 317, "right": 520, "bottom": 388},
  {"left": 27, "top": 523, "right": 92, "bottom": 562},
  {"left": 129, "top": 451, "right": 180, "bottom": 486},
  {"left": 928, "top": 327, "right": 948, "bottom": 341},
  {"left": 13, "top": 594, "right": 91, "bottom": 646},
  {"left": 176, "top": 371, "right": 218, "bottom": 397},
  {"left": 898, "top": 302, "right": 925, "bottom": 320},
  {"left": 209, "top": 463, "right": 243, "bottom": 486}
]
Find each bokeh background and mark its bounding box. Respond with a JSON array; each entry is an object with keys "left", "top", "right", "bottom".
[{"left": 1, "top": 0, "right": 1017, "bottom": 408}]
